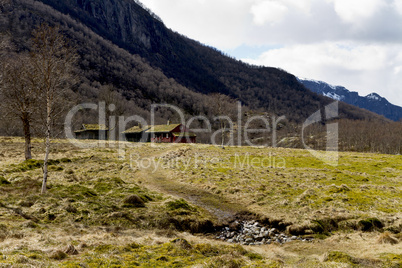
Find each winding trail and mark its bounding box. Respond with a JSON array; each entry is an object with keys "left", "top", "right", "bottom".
[{"left": 134, "top": 149, "right": 245, "bottom": 224}]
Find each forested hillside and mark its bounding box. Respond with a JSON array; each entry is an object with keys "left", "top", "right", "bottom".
[{"left": 0, "top": 0, "right": 231, "bottom": 135}]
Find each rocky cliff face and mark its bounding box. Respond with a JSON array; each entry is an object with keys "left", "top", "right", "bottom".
[
  {"left": 79, "top": 0, "right": 151, "bottom": 47},
  {"left": 40, "top": 0, "right": 162, "bottom": 50}
]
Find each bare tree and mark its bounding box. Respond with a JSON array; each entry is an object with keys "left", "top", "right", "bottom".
[
  {"left": 0, "top": 52, "right": 39, "bottom": 159},
  {"left": 29, "top": 24, "right": 77, "bottom": 194},
  {"left": 98, "top": 84, "right": 125, "bottom": 139},
  {"left": 211, "top": 93, "right": 236, "bottom": 148},
  {"left": 0, "top": 34, "right": 40, "bottom": 160}
]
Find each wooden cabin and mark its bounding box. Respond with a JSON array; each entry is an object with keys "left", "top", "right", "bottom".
[
  {"left": 146, "top": 123, "right": 196, "bottom": 143},
  {"left": 74, "top": 124, "right": 108, "bottom": 140},
  {"left": 122, "top": 122, "right": 196, "bottom": 143},
  {"left": 75, "top": 122, "right": 196, "bottom": 143},
  {"left": 123, "top": 125, "right": 151, "bottom": 142}
]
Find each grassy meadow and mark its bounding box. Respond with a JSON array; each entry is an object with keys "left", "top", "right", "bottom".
[{"left": 0, "top": 137, "right": 401, "bottom": 267}]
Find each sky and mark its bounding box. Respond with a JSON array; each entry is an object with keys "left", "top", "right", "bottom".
[{"left": 140, "top": 0, "right": 402, "bottom": 106}]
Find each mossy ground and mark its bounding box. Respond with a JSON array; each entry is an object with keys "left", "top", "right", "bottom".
[
  {"left": 163, "top": 146, "right": 401, "bottom": 229},
  {"left": 0, "top": 137, "right": 401, "bottom": 267}
]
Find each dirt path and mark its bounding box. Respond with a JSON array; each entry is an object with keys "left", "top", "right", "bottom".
[{"left": 133, "top": 151, "right": 245, "bottom": 224}]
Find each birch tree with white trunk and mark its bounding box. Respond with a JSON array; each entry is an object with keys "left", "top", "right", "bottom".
[{"left": 29, "top": 24, "right": 77, "bottom": 194}]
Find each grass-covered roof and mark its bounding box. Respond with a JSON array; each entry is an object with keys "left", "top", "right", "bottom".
[
  {"left": 123, "top": 126, "right": 150, "bottom": 134},
  {"left": 75, "top": 124, "right": 108, "bottom": 132},
  {"left": 146, "top": 124, "right": 181, "bottom": 133}
]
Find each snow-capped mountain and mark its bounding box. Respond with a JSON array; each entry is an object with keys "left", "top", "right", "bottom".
[{"left": 298, "top": 78, "right": 402, "bottom": 121}]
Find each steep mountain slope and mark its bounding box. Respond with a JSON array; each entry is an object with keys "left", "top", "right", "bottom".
[
  {"left": 299, "top": 78, "right": 402, "bottom": 121},
  {"left": 33, "top": 0, "right": 384, "bottom": 122},
  {"left": 0, "top": 0, "right": 222, "bottom": 134}
]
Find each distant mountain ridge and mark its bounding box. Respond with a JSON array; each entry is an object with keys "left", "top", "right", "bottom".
[{"left": 299, "top": 78, "right": 402, "bottom": 121}]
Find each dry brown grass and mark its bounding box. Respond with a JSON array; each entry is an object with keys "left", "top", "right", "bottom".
[
  {"left": 0, "top": 137, "right": 401, "bottom": 267},
  {"left": 377, "top": 232, "right": 399, "bottom": 245}
]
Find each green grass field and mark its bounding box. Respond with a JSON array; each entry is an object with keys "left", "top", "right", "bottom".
[{"left": 0, "top": 137, "right": 401, "bottom": 267}]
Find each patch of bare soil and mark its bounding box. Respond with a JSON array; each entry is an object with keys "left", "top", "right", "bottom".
[{"left": 136, "top": 167, "right": 243, "bottom": 224}]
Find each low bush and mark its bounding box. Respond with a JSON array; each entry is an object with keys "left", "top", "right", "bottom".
[
  {"left": 0, "top": 176, "right": 10, "bottom": 185},
  {"left": 358, "top": 218, "right": 383, "bottom": 232},
  {"left": 123, "top": 195, "right": 145, "bottom": 208}
]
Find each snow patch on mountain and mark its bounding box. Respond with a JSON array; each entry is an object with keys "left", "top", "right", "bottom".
[
  {"left": 366, "top": 93, "right": 381, "bottom": 101},
  {"left": 323, "top": 92, "right": 345, "bottom": 101}
]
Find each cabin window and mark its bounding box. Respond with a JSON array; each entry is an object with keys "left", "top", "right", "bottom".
[{"left": 166, "top": 134, "right": 169, "bottom": 138}]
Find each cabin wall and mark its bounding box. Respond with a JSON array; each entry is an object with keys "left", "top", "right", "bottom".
[
  {"left": 125, "top": 133, "right": 149, "bottom": 142},
  {"left": 150, "top": 134, "right": 173, "bottom": 143},
  {"left": 75, "top": 130, "right": 108, "bottom": 140}
]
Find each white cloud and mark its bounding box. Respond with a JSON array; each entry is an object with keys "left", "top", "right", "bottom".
[
  {"left": 243, "top": 42, "right": 390, "bottom": 75},
  {"left": 395, "top": 0, "right": 402, "bottom": 15},
  {"left": 328, "top": 0, "right": 385, "bottom": 23},
  {"left": 250, "top": 1, "right": 289, "bottom": 25},
  {"left": 139, "top": 0, "right": 251, "bottom": 49},
  {"left": 141, "top": 0, "right": 402, "bottom": 47},
  {"left": 393, "top": 66, "right": 402, "bottom": 75},
  {"left": 283, "top": 0, "right": 312, "bottom": 14},
  {"left": 242, "top": 42, "right": 402, "bottom": 106}
]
